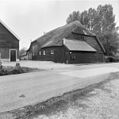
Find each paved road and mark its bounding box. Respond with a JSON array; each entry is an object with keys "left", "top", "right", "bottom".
[{"left": 0, "top": 62, "right": 119, "bottom": 112}]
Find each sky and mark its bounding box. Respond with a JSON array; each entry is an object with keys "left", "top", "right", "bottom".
[{"left": 0, "top": 0, "right": 118, "bottom": 49}]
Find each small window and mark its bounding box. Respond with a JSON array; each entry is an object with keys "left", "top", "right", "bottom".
[
  {"left": 71, "top": 55, "right": 76, "bottom": 60},
  {"left": 51, "top": 50, "right": 54, "bottom": 54},
  {"left": 39, "top": 51, "right": 41, "bottom": 55},
  {"left": 43, "top": 50, "right": 46, "bottom": 55}
]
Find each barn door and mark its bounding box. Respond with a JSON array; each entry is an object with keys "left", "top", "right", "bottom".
[{"left": 10, "top": 50, "right": 17, "bottom": 62}]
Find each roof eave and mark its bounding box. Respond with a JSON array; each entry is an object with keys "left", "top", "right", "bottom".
[{"left": 64, "top": 45, "right": 96, "bottom": 52}]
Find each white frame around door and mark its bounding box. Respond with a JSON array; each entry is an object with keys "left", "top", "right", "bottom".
[{"left": 9, "top": 49, "right": 17, "bottom": 62}]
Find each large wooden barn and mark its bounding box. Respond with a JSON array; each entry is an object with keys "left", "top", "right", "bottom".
[
  {"left": 27, "top": 21, "right": 105, "bottom": 63},
  {"left": 0, "top": 21, "right": 19, "bottom": 62}
]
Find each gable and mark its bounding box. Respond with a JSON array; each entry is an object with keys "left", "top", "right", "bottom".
[
  {"left": 0, "top": 21, "right": 19, "bottom": 48},
  {"left": 27, "top": 40, "right": 39, "bottom": 55}
]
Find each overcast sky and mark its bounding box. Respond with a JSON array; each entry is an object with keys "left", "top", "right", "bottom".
[{"left": 0, "top": 0, "right": 119, "bottom": 49}]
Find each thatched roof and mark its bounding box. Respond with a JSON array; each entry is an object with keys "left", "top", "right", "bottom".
[
  {"left": 36, "top": 21, "right": 95, "bottom": 48},
  {"left": 28, "top": 21, "right": 105, "bottom": 53}
]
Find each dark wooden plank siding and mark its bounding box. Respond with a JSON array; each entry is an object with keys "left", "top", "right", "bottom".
[
  {"left": 54, "top": 46, "right": 65, "bottom": 63},
  {"left": 0, "top": 48, "right": 19, "bottom": 59},
  {"left": 0, "top": 33, "right": 19, "bottom": 48},
  {"left": 32, "top": 46, "right": 66, "bottom": 63},
  {"left": 68, "top": 51, "right": 104, "bottom": 64},
  {"left": 32, "top": 45, "right": 105, "bottom": 64},
  {"left": 0, "top": 48, "right": 9, "bottom": 59}
]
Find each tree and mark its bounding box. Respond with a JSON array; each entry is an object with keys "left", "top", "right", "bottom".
[
  {"left": 95, "top": 5, "right": 118, "bottom": 55},
  {"left": 66, "top": 4, "right": 119, "bottom": 56},
  {"left": 80, "top": 10, "right": 89, "bottom": 28},
  {"left": 66, "top": 11, "right": 81, "bottom": 24},
  {"left": 101, "top": 31, "right": 119, "bottom": 55},
  {"left": 95, "top": 5, "right": 116, "bottom": 35},
  {"left": 19, "top": 48, "right": 27, "bottom": 57}
]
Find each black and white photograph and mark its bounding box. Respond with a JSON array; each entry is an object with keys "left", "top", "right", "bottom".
[{"left": 0, "top": 0, "right": 119, "bottom": 118}]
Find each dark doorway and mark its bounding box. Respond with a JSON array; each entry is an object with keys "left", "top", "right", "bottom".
[{"left": 10, "top": 50, "right": 16, "bottom": 62}]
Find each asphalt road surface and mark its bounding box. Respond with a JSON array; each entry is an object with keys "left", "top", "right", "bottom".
[{"left": 0, "top": 62, "right": 119, "bottom": 113}]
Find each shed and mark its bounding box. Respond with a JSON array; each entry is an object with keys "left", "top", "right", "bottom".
[{"left": 0, "top": 21, "right": 19, "bottom": 62}]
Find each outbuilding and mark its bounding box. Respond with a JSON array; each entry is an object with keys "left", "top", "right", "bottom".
[{"left": 0, "top": 21, "right": 19, "bottom": 62}]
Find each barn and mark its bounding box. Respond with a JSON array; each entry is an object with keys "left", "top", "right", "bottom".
[
  {"left": 27, "top": 40, "right": 37, "bottom": 60},
  {"left": 0, "top": 21, "right": 19, "bottom": 62},
  {"left": 27, "top": 21, "right": 105, "bottom": 63}
]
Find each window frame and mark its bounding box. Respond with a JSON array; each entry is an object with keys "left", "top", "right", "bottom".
[
  {"left": 50, "top": 49, "right": 54, "bottom": 55},
  {"left": 39, "top": 51, "right": 42, "bottom": 55},
  {"left": 43, "top": 50, "right": 46, "bottom": 55}
]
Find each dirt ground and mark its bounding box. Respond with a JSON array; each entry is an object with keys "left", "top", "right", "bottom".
[{"left": 1, "top": 72, "right": 119, "bottom": 119}]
